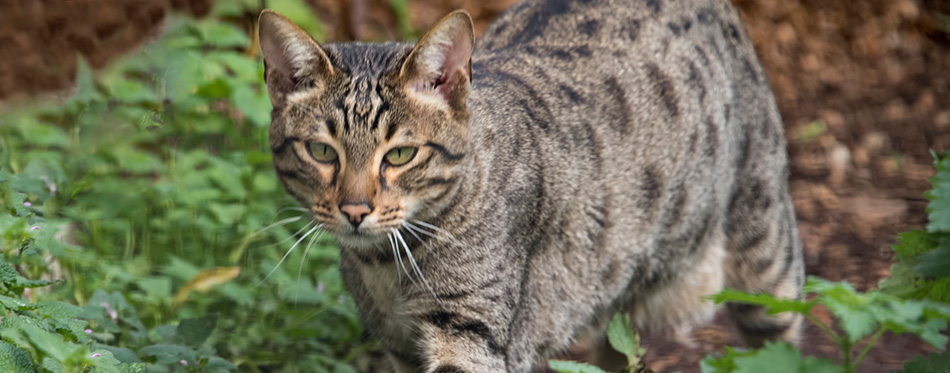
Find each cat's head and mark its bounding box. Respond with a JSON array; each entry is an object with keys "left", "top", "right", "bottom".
[{"left": 259, "top": 10, "right": 474, "bottom": 249}]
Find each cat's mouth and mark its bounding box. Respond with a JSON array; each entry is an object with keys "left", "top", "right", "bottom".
[{"left": 330, "top": 225, "right": 391, "bottom": 249}]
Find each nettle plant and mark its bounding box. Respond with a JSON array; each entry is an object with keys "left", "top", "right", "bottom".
[
  {"left": 1, "top": 171, "right": 236, "bottom": 372},
  {"left": 1, "top": 0, "right": 366, "bottom": 371},
  {"left": 706, "top": 277, "right": 950, "bottom": 373}
]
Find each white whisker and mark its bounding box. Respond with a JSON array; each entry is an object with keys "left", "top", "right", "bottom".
[
  {"left": 255, "top": 216, "right": 304, "bottom": 236},
  {"left": 272, "top": 206, "right": 309, "bottom": 219},
  {"left": 258, "top": 223, "right": 321, "bottom": 286},
  {"left": 411, "top": 220, "right": 459, "bottom": 242},
  {"left": 248, "top": 218, "right": 316, "bottom": 251},
  {"left": 403, "top": 222, "right": 440, "bottom": 259},
  {"left": 295, "top": 230, "right": 324, "bottom": 306},
  {"left": 389, "top": 230, "right": 415, "bottom": 284},
  {"left": 394, "top": 229, "right": 440, "bottom": 302},
  {"left": 407, "top": 220, "right": 462, "bottom": 248}
]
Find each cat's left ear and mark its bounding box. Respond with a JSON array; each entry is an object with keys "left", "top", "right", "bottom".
[{"left": 399, "top": 10, "right": 475, "bottom": 111}]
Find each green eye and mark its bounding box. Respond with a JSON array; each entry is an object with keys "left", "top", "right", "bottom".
[
  {"left": 308, "top": 143, "right": 338, "bottom": 163},
  {"left": 384, "top": 147, "right": 417, "bottom": 166}
]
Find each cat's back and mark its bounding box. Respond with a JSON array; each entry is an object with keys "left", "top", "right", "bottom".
[
  {"left": 475, "top": 0, "right": 753, "bottom": 66},
  {"left": 466, "top": 0, "right": 787, "bottom": 266},
  {"left": 468, "top": 0, "right": 782, "bottom": 182}
]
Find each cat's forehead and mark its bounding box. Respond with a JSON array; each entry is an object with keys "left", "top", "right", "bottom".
[
  {"left": 323, "top": 42, "right": 413, "bottom": 79},
  {"left": 318, "top": 42, "right": 414, "bottom": 158}
]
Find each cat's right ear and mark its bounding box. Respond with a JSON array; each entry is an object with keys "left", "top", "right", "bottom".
[{"left": 258, "top": 10, "right": 334, "bottom": 107}]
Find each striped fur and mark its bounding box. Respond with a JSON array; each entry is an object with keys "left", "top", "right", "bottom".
[{"left": 259, "top": 0, "right": 804, "bottom": 371}]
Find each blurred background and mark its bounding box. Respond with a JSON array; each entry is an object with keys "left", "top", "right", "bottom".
[{"left": 0, "top": 0, "right": 948, "bottom": 372}]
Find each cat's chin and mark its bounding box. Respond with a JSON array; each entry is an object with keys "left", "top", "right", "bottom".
[{"left": 333, "top": 232, "right": 389, "bottom": 250}]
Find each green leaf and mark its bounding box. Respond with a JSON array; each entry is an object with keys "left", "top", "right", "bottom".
[
  {"left": 891, "top": 230, "right": 938, "bottom": 258},
  {"left": 198, "top": 21, "right": 249, "bottom": 48},
  {"left": 176, "top": 314, "right": 218, "bottom": 347},
  {"left": 606, "top": 313, "right": 640, "bottom": 365},
  {"left": 207, "top": 52, "right": 259, "bottom": 81},
  {"left": 267, "top": 0, "right": 325, "bottom": 40},
  {"left": 91, "top": 344, "right": 141, "bottom": 364},
  {"left": 710, "top": 289, "right": 816, "bottom": 315},
  {"left": 112, "top": 148, "right": 163, "bottom": 174},
  {"left": 196, "top": 78, "right": 231, "bottom": 99},
  {"left": 87, "top": 349, "right": 126, "bottom": 373},
  {"left": 916, "top": 247, "right": 950, "bottom": 278},
  {"left": 19, "top": 320, "right": 81, "bottom": 362},
  {"left": 903, "top": 352, "right": 950, "bottom": 373},
  {"left": 701, "top": 346, "right": 755, "bottom": 373},
  {"left": 804, "top": 278, "right": 876, "bottom": 342},
  {"left": 67, "top": 58, "right": 100, "bottom": 105},
  {"left": 736, "top": 342, "right": 839, "bottom": 373},
  {"left": 0, "top": 295, "right": 36, "bottom": 312},
  {"left": 135, "top": 277, "right": 172, "bottom": 302},
  {"left": 108, "top": 79, "right": 156, "bottom": 103},
  {"left": 41, "top": 357, "right": 63, "bottom": 373},
  {"left": 230, "top": 84, "right": 272, "bottom": 127},
  {"left": 0, "top": 260, "right": 20, "bottom": 284},
  {"left": 0, "top": 340, "right": 35, "bottom": 373},
  {"left": 208, "top": 203, "right": 247, "bottom": 225},
  {"left": 548, "top": 360, "right": 608, "bottom": 373},
  {"left": 807, "top": 277, "right": 950, "bottom": 347},
  {"left": 701, "top": 343, "right": 839, "bottom": 373},
  {"left": 138, "top": 344, "right": 197, "bottom": 365},
  {"left": 21, "top": 123, "right": 69, "bottom": 148},
  {"left": 35, "top": 300, "right": 82, "bottom": 319},
  {"left": 204, "top": 356, "right": 239, "bottom": 372},
  {"left": 926, "top": 154, "right": 950, "bottom": 232}
]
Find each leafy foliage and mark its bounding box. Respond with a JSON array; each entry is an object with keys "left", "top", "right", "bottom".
[
  {"left": 549, "top": 360, "right": 609, "bottom": 373},
  {"left": 710, "top": 277, "right": 950, "bottom": 373},
  {"left": 902, "top": 352, "right": 950, "bottom": 373},
  {"left": 549, "top": 314, "right": 645, "bottom": 373},
  {"left": 0, "top": 0, "right": 365, "bottom": 371},
  {"left": 880, "top": 152, "right": 950, "bottom": 302},
  {"left": 703, "top": 152, "right": 950, "bottom": 373},
  {"left": 701, "top": 343, "right": 839, "bottom": 373}
]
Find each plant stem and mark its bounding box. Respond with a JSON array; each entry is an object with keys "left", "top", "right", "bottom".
[
  {"left": 804, "top": 312, "right": 854, "bottom": 373},
  {"left": 803, "top": 312, "right": 840, "bottom": 342},
  {"left": 841, "top": 338, "right": 853, "bottom": 373},
  {"left": 852, "top": 327, "right": 886, "bottom": 369}
]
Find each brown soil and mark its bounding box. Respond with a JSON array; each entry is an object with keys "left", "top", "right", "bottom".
[
  {"left": 0, "top": 0, "right": 211, "bottom": 101},
  {"left": 3, "top": 0, "right": 948, "bottom": 371}
]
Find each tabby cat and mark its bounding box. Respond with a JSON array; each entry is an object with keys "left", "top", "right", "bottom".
[{"left": 258, "top": 0, "right": 804, "bottom": 371}]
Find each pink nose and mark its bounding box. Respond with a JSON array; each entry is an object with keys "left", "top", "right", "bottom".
[{"left": 340, "top": 202, "right": 372, "bottom": 227}]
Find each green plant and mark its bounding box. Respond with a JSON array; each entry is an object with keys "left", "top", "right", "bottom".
[
  {"left": 548, "top": 313, "right": 645, "bottom": 373},
  {"left": 1, "top": 170, "right": 236, "bottom": 372},
  {"left": 0, "top": 0, "right": 368, "bottom": 371},
  {"left": 879, "top": 151, "right": 950, "bottom": 302},
  {"left": 707, "top": 278, "right": 950, "bottom": 373}
]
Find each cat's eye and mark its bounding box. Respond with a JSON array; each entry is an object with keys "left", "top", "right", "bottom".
[
  {"left": 384, "top": 147, "right": 417, "bottom": 166},
  {"left": 308, "top": 143, "right": 338, "bottom": 163}
]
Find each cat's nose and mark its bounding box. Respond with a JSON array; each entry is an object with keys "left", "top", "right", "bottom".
[{"left": 339, "top": 202, "right": 373, "bottom": 227}]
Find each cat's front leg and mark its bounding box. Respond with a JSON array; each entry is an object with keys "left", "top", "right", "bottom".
[{"left": 414, "top": 311, "right": 509, "bottom": 373}]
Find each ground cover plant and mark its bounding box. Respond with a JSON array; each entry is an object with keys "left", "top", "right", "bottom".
[
  {"left": 1, "top": 0, "right": 949, "bottom": 372},
  {"left": 1, "top": 0, "right": 367, "bottom": 371}
]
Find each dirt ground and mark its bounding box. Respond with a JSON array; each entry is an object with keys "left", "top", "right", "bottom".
[{"left": 2, "top": 0, "right": 948, "bottom": 371}]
